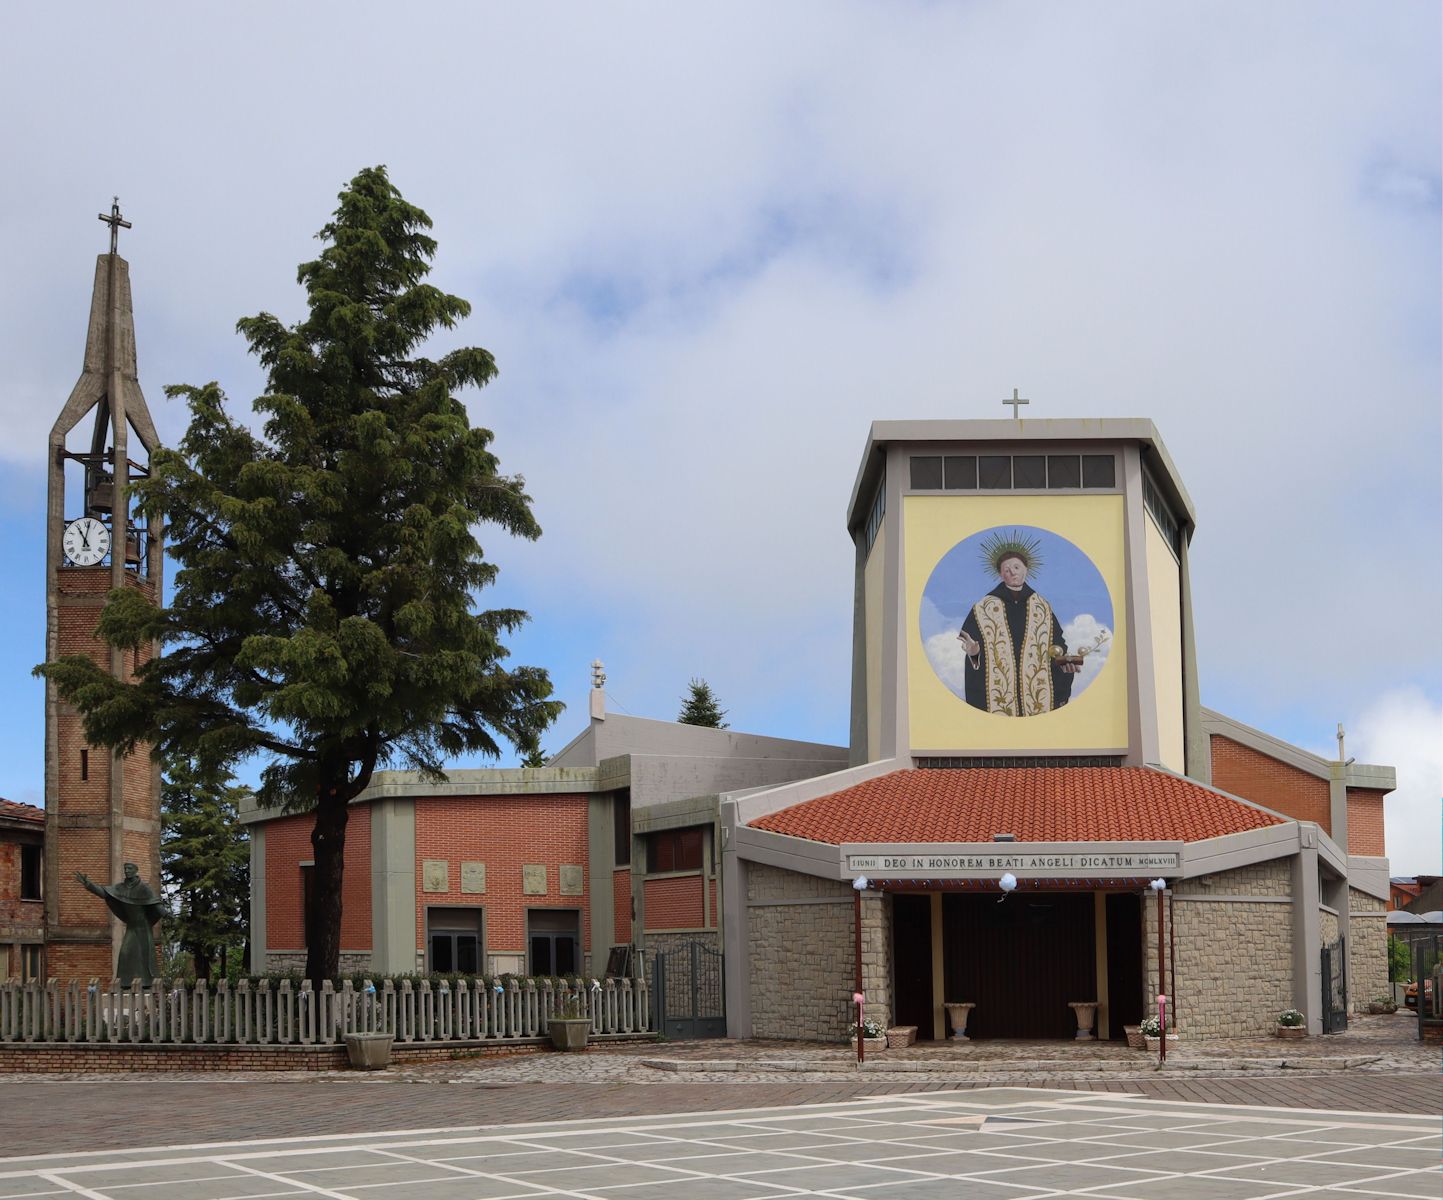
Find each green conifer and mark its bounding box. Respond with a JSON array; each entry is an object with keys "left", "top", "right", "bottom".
[{"left": 677, "top": 678, "right": 729, "bottom": 728}]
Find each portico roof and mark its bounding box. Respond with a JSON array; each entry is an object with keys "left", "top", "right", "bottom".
[{"left": 746, "top": 767, "right": 1287, "bottom": 846}]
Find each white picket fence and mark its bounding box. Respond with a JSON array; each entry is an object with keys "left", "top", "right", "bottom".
[{"left": 0, "top": 976, "right": 651, "bottom": 1045}]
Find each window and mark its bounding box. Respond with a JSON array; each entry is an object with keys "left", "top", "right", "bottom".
[
  {"left": 978, "top": 455, "right": 1011, "bottom": 489},
  {"left": 908, "top": 456, "right": 943, "bottom": 490},
  {"left": 80, "top": 748, "right": 88, "bottom": 781},
  {"left": 527, "top": 909, "right": 579, "bottom": 976},
  {"left": 20, "top": 845, "right": 41, "bottom": 901},
  {"left": 1046, "top": 455, "right": 1081, "bottom": 488},
  {"left": 1142, "top": 470, "right": 1182, "bottom": 554},
  {"left": 428, "top": 908, "right": 484, "bottom": 974},
  {"left": 21, "top": 945, "right": 42, "bottom": 982},
  {"left": 613, "top": 789, "right": 631, "bottom": 865},
  {"left": 1082, "top": 454, "right": 1116, "bottom": 488},
  {"left": 300, "top": 864, "right": 315, "bottom": 949},
  {"left": 861, "top": 472, "right": 886, "bottom": 557},
  {"left": 1012, "top": 455, "right": 1046, "bottom": 488},
  {"left": 943, "top": 456, "right": 977, "bottom": 489},
  {"left": 647, "top": 828, "right": 703, "bottom": 873}
]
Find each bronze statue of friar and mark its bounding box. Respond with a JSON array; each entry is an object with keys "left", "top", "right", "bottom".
[{"left": 77, "top": 863, "right": 167, "bottom": 986}]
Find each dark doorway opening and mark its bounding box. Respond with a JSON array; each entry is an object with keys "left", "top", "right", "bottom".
[
  {"left": 943, "top": 892, "right": 1096, "bottom": 1038},
  {"left": 891, "top": 894, "right": 934, "bottom": 1039},
  {"left": 528, "top": 909, "right": 580, "bottom": 975},
  {"left": 1105, "top": 893, "right": 1144, "bottom": 1038}
]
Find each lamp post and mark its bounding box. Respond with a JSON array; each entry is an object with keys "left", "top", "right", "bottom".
[{"left": 853, "top": 876, "right": 869, "bottom": 1064}]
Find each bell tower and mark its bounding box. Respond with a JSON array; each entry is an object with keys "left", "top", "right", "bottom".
[{"left": 42, "top": 201, "right": 164, "bottom": 980}]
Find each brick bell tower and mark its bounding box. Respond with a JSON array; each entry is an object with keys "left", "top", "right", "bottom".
[{"left": 42, "top": 201, "right": 164, "bottom": 981}]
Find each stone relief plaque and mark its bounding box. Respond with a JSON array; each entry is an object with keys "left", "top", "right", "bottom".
[
  {"left": 522, "top": 864, "right": 547, "bottom": 895},
  {"left": 559, "top": 865, "right": 584, "bottom": 896},
  {"left": 422, "top": 859, "right": 449, "bottom": 893},
  {"left": 460, "top": 861, "right": 487, "bottom": 894}
]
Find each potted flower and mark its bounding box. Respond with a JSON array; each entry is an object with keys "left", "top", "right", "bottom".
[
  {"left": 549, "top": 988, "right": 593, "bottom": 1051},
  {"left": 1275, "top": 1009, "right": 1307, "bottom": 1039},
  {"left": 1138, "top": 1015, "right": 1177, "bottom": 1051},
  {"left": 1366, "top": 996, "right": 1398, "bottom": 1015},
  {"left": 850, "top": 1017, "right": 887, "bottom": 1051}
]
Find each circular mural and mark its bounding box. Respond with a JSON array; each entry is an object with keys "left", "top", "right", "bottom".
[{"left": 920, "top": 526, "right": 1114, "bottom": 716}]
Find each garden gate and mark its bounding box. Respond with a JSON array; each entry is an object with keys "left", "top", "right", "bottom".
[{"left": 650, "top": 940, "right": 725, "bottom": 1039}]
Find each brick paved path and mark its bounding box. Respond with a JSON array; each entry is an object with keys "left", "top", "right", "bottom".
[{"left": 2, "top": 1072, "right": 1437, "bottom": 1158}]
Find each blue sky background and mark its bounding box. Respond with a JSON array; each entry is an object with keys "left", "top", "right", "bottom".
[{"left": 0, "top": 2, "right": 1438, "bottom": 871}]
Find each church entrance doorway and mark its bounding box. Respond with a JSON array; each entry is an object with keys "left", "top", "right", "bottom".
[
  {"left": 942, "top": 892, "right": 1096, "bottom": 1039},
  {"left": 891, "top": 893, "right": 935, "bottom": 1039},
  {"left": 1105, "top": 893, "right": 1144, "bottom": 1038}
]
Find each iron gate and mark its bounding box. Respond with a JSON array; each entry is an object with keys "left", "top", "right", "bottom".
[
  {"left": 1321, "top": 936, "right": 1347, "bottom": 1034},
  {"left": 650, "top": 940, "right": 725, "bottom": 1039}
]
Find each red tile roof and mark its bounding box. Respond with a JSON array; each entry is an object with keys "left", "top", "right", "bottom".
[
  {"left": 0, "top": 798, "right": 44, "bottom": 825},
  {"left": 748, "top": 768, "right": 1286, "bottom": 845}
]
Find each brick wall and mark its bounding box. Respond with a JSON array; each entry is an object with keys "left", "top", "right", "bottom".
[
  {"left": 613, "top": 868, "right": 631, "bottom": 941},
  {"left": 413, "top": 794, "right": 590, "bottom": 959},
  {"left": 746, "top": 862, "right": 854, "bottom": 1041},
  {"left": 1210, "top": 735, "right": 1330, "bottom": 833},
  {"left": 1167, "top": 861, "right": 1294, "bottom": 1038},
  {"left": 1348, "top": 888, "right": 1389, "bottom": 1010},
  {"left": 264, "top": 808, "right": 372, "bottom": 954},
  {"left": 642, "top": 874, "right": 706, "bottom": 930},
  {"left": 1346, "top": 789, "right": 1387, "bottom": 856}
]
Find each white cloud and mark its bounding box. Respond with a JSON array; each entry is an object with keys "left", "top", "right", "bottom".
[
  {"left": 1062, "top": 615, "right": 1113, "bottom": 697},
  {"left": 924, "top": 630, "right": 969, "bottom": 696},
  {"left": 1348, "top": 689, "right": 1442, "bottom": 877}
]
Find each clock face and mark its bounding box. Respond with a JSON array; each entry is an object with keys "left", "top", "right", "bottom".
[{"left": 63, "top": 517, "right": 111, "bottom": 567}]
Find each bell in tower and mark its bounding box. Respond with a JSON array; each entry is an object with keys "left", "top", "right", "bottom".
[{"left": 41, "top": 200, "right": 165, "bottom": 982}]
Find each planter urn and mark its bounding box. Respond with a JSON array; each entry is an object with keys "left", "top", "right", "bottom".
[
  {"left": 550, "top": 1017, "right": 592, "bottom": 1051},
  {"left": 344, "top": 1032, "right": 394, "bottom": 1071},
  {"left": 1068, "top": 1001, "right": 1099, "bottom": 1040},
  {"left": 943, "top": 1002, "right": 975, "bottom": 1041}
]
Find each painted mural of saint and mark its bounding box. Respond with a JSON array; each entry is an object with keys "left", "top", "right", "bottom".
[{"left": 956, "top": 531, "right": 1079, "bottom": 716}]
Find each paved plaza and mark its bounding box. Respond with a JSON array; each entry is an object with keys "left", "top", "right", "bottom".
[{"left": 2, "top": 1087, "right": 1440, "bottom": 1200}]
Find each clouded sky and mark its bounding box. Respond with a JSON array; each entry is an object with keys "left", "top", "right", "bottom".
[{"left": 3, "top": 3, "right": 1438, "bottom": 871}]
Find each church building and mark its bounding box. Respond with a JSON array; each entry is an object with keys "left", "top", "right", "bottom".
[{"left": 244, "top": 417, "right": 1394, "bottom": 1041}]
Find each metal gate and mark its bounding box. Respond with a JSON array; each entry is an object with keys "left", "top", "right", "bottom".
[
  {"left": 1321, "top": 936, "right": 1347, "bottom": 1034},
  {"left": 650, "top": 940, "right": 725, "bottom": 1039}
]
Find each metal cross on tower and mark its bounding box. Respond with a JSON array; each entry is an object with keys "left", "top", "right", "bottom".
[
  {"left": 1003, "top": 387, "right": 1029, "bottom": 418},
  {"left": 98, "top": 197, "right": 132, "bottom": 254}
]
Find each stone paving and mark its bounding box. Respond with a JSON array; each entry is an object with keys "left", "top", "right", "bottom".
[{"left": 2, "top": 1087, "right": 1439, "bottom": 1199}]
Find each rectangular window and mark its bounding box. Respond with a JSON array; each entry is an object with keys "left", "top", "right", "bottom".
[
  {"left": 1012, "top": 455, "right": 1046, "bottom": 488},
  {"left": 978, "top": 455, "right": 1011, "bottom": 489},
  {"left": 943, "top": 456, "right": 977, "bottom": 489},
  {"left": 427, "top": 907, "right": 484, "bottom": 974},
  {"left": 21, "top": 945, "right": 42, "bottom": 982},
  {"left": 909, "top": 456, "right": 943, "bottom": 490},
  {"left": 527, "top": 909, "right": 579, "bottom": 977},
  {"left": 1082, "top": 454, "right": 1116, "bottom": 488},
  {"left": 1046, "top": 455, "right": 1081, "bottom": 488},
  {"left": 300, "top": 864, "right": 315, "bottom": 949},
  {"left": 20, "top": 845, "right": 41, "bottom": 901},
  {"left": 613, "top": 790, "right": 631, "bottom": 865},
  {"left": 647, "top": 828, "right": 704, "bottom": 873},
  {"left": 80, "top": 748, "right": 88, "bottom": 781}
]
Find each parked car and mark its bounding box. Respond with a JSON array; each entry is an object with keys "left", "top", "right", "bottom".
[{"left": 1403, "top": 979, "right": 1433, "bottom": 1011}]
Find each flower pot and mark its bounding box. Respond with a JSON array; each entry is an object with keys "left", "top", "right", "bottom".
[
  {"left": 1275, "top": 1024, "right": 1307, "bottom": 1039},
  {"left": 943, "top": 1002, "right": 975, "bottom": 1042},
  {"left": 850, "top": 1035, "right": 888, "bottom": 1052},
  {"left": 1143, "top": 1034, "right": 1178, "bottom": 1052},
  {"left": 1123, "top": 1024, "right": 1144, "bottom": 1051},
  {"left": 1068, "top": 1001, "right": 1099, "bottom": 1040},
  {"left": 550, "top": 1017, "right": 592, "bottom": 1051},
  {"left": 886, "top": 1025, "right": 918, "bottom": 1049},
  {"left": 344, "top": 1033, "right": 394, "bottom": 1071}
]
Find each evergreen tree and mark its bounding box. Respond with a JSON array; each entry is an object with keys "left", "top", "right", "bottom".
[
  {"left": 161, "top": 759, "right": 249, "bottom": 980},
  {"left": 37, "top": 167, "right": 561, "bottom": 985},
  {"left": 677, "top": 678, "right": 728, "bottom": 728}
]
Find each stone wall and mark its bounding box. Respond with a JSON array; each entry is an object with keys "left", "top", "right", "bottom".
[
  {"left": 1166, "top": 860, "right": 1293, "bottom": 1038},
  {"left": 1320, "top": 908, "right": 1339, "bottom": 947},
  {"left": 746, "top": 862, "right": 854, "bottom": 1041},
  {"left": 1347, "top": 888, "right": 1389, "bottom": 1011},
  {"left": 860, "top": 892, "right": 893, "bottom": 1031},
  {"left": 264, "top": 951, "right": 373, "bottom": 975}
]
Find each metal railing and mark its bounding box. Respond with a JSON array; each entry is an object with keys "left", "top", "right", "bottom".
[{"left": 0, "top": 976, "right": 650, "bottom": 1046}]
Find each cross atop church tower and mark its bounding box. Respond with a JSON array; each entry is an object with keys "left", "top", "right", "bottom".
[
  {"left": 1002, "top": 388, "right": 1029, "bottom": 418},
  {"left": 97, "top": 197, "right": 131, "bottom": 255}
]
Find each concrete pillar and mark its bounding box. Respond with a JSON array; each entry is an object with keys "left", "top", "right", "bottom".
[
  {"left": 249, "top": 825, "right": 267, "bottom": 972},
  {"left": 587, "top": 794, "right": 615, "bottom": 971},
  {"left": 1291, "top": 830, "right": 1323, "bottom": 1034},
  {"left": 720, "top": 826, "right": 751, "bottom": 1038},
  {"left": 369, "top": 799, "right": 416, "bottom": 974}
]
